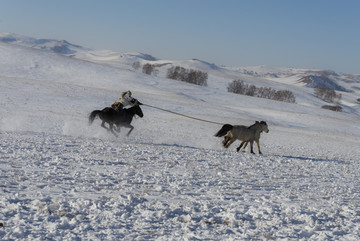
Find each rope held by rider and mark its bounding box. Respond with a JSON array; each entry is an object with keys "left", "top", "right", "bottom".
[{"left": 142, "top": 103, "right": 225, "bottom": 125}]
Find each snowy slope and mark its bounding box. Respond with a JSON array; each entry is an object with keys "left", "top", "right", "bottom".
[
  {"left": 2, "top": 32, "right": 360, "bottom": 110},
  {"left": 0, "top": 35, "right": 360, "bottom": 240},
  {"left": 0, "top": 32, "right": 90, "bottom": 54}
]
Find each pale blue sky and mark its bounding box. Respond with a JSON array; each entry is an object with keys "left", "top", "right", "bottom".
[{"left": 1, "top": 0, "right": 359, "bottom": 74}]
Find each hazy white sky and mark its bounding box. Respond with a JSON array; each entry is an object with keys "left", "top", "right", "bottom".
[{"left": 1, "top": 0, "right": 359, "bottom": 74}]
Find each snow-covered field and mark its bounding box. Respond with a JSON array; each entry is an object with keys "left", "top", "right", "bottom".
[{"left": 1, "top": 34, "right": 360, "bottom": 240}]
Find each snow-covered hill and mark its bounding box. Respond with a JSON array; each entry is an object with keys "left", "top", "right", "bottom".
[
  {"left": 0, "top": 33, "right": 90, "bottom": 54},
  {"left": 0, "top": 34, "right": 359, "bottom": 240}
]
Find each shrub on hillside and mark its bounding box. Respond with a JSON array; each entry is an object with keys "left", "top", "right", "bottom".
[
  {"left": 142, "top": 63, "right": 155, "bottom": 75},
  {"left": 227, "top": 79, "right": 248, "bottom": 95},
  {"left": 321, "top": 105, "right": 342, "bottom": 112},
  {"left": 228, "top": 79, "right": 243, "bottom": 94},
  {"left": 167, "top": 66, "right": 208, "bottom": 86},
  {"left": 273, "top": 90, "right": 296, "bottom": 103},
  {"left": 228, "top": 80, "right": 296, "bottom": 103},
  {"left": 314, "top": 87, "right": 342, "bottom": 103},
  {"left": 132, "top": 61, "right": 141, "bottom": 70},
  {"left": 257, "top": 87, "right": 275, "bottom": 99}
]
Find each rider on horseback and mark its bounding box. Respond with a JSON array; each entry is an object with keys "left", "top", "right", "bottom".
[{"left": 111, "top": 90, "right": 140, "bottom": 112}]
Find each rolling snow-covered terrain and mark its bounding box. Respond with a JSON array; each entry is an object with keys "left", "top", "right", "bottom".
[{"left": 0, "top": 33, "right": 360, "bottom": 240}]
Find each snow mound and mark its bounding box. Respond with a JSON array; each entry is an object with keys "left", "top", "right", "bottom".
[
  {"left": 299, "top": 74, "right": 347, "bottom": 91},
  {"left": 0, "top": 32, "right": 90, "bottom": 54}
]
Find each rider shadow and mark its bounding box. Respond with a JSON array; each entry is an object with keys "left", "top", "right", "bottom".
[
  {"left": 278, "top": 154, "right": 346, "bottom": 164},
  {"left": 137, "top": 141, "right": 199, "bottom": 150}
]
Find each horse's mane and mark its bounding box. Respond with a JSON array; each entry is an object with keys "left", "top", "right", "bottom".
[
  {"left": 247, "top": 122, "right": 258, "bottom": 129},
  {"left": 124, "top": 105, "right": 139, "bottom": 112},
  {"left": 247, "top": 121, "right": 267, "bottom": 129},
  {"left": 124, "top": 105, "right": 143, "bottom": 117}
]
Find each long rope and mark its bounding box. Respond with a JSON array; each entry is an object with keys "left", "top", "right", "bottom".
[{"left": 142, "top": 103, "right": 225, "bottom": 125}]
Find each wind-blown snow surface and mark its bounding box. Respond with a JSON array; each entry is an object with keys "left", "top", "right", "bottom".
[{"left": 1, "top": 38, "right": 360, "bottom": 240}]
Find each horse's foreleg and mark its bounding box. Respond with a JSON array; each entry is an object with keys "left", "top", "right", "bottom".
[
  {"left": 126, "top": 125, "right": 134, "bottom": 137},
  {"left": 242, "top": 141, "right": 249, "bottom": 152},
  {"left": 256, "top": 140, "right": 262, "bottom": 154},
  {"left": 250, "top": 140, "right": 255, "bottom": 154}
]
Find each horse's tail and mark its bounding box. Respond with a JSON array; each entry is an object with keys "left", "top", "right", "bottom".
[
  {"left": 89, "top": 110, "right": 101, "bottom": 125},
  {"left": 214, "top": 124, "right": 233, "bottom": 137}
]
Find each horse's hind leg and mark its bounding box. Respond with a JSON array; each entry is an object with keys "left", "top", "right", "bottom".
[
  {"left": 222, "top": 132, "right": 233, "bottom": 147},
  {"left": 114, "top": 125, "right": 121, "bottom": 133},
  {"left": 101, "top": 121, "right": 118, "bottom": 137},
  {"left": 109, "top": 124, "right": 119, "bottom": 137},
  {"left": 101, "top": 121, "right": 110, "bottom": 130},
  {"left": 222, "top": 136, "right": 229, "bottom": 147},
  {"left": 224, "top": 138, "right": 236, "bottom": 148},
  {"left": 236, "top": 141, "right": 248, "bottom": 152}
]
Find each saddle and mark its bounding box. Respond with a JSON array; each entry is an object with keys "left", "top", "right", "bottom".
[
  {"left": 111, "top": 98, "right": 141, "bottom": 112},
  {"left": 111, "top": 102, "right": 122, "bottom": 111}
]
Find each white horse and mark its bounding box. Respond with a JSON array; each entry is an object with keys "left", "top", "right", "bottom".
[{"left": 215, "top": 121, "right": 269, "bottom": 154}]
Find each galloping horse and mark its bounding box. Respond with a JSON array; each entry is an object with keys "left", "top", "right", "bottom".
[
  {"left": 89, "top": 105, "right": 144, "bottom": 137},
  {"left": 215, "top": 121, "right": 269, "bottom": 154}
]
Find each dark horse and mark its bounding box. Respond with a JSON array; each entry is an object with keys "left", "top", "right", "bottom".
[{"left": 88, "top": 105, "right": 144, "bottom": 137}]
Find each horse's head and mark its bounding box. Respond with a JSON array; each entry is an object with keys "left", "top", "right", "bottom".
[
  {"left": 132, "top": 104, "right": 144, "bottom": 118},
  {"left": 259, "top": 121, "right": 269, "bottom": 133}
]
